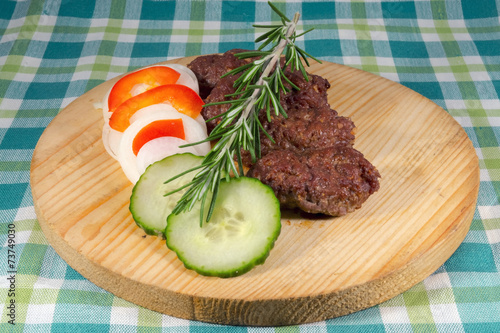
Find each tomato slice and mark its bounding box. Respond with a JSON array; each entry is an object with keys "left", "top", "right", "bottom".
[
  {"left": 132, "top": 119, "right": 185, "bottom": 156},
  {"left": 108, "top": 66, "right": 181, "bottom": 113},
  {"left": 109, "top": 84, "right": 204, "bottom": 132}
]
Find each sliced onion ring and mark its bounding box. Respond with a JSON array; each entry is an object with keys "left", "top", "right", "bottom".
[
  {"left": 102, "top": 123, "right": 122, "bottom": 160},
  {"left": 130, "top": 104, "right": 208, "bottom": 137},
  {"left": 160, "top": 64, "right": 199, "bottom": 95},
  {"left": 136, "top": 137, "right": 199, "bottom": 175}
]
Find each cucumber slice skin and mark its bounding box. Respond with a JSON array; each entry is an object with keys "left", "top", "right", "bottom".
[
  {"left": 129, "top": 153, "right": 203, "bottom": 236},
  {"left": 165, "top": 176, "right": 282, "bottom": 278}
]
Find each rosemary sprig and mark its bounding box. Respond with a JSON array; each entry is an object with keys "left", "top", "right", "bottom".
[{"left": 165, "top": 2, "right": 320, "bottom": 225}]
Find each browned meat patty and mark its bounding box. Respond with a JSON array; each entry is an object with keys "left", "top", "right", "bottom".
[
  {"left": 279, "top": 68, "right": 331, "bottom": 113},
  {"left": 259, "top": 105, "right": 355, "bottom": 158},
  {"left": 188, "top": 49, "right": 256, "bottom": 99},
  {"left": 202, "top": 74, "right": 238, "bottom": 132},
  {"left": 247, "top": 146, "right": 380, "bottom": 216}
]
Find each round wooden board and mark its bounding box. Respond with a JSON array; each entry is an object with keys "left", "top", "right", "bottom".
[{"left": 31, "top": 57, "right": 479, "bottom": 326}]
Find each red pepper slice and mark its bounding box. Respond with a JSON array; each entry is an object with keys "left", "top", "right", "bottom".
[
  {"left": 108, "top": 66, "right": 181, "bottom": 113},
  {"left": 109, "top": 84, "right": 204, "bottom": 132},
  {"left": 132, "top": 119, "right": 185, "bottom": 156}
]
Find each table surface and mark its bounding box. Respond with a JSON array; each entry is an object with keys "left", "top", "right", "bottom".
[{"left": 1, "top": 0, "right": 499, "bottom": 332}]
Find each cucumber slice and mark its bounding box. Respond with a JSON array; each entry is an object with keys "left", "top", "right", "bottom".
[
  {"left": 129, "top": 153, "right": 202, "bottom": 236},
  {"left": 165, "top": 176, "right": 281, "bottom": 278}
]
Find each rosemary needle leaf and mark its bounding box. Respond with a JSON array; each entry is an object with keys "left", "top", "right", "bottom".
[
  {"left": 255, "top": 28, "right": 279, "bottom": 43},
  {"left": 226, "top": 150, "right": 239, "bottom": 176},
  {"left": 203, "top": 98, "right": 247, "bottom": 107},
  {"left": 235, "top": 51, "right": 270, "bottom": 59},
  {"left": 296, "top": 46, "right": 322, "bottom": 64},
  {"left": 222, "top": 63, "right": 253, "bottom": 77},
  {"left": 256, "top": 115, "right": 275, "bottom": 143},
  {"left": 163, "top": 164, "right": 204, "bottom": 185},
  {"left": 268, "top": 2, "right": 290, "bottom": 22},
  {"left": 253, "top": 24, "right": 282, "bottom": 29},
  {"left": 294, "top": 28, "right": 315, "bottom": 39},
  {"left": 179, "top": 137, "right": 213, "bottom": 148},
  {"left": 235, "top": 149, "right": 244, "bottom": 176},
  {"left": 258, "top": 28, "right": 282, "bottom": 50},
  {"left": 299, "top": 62, "right": 308, "bottom": 80},
  {"left": 280, "top": 72, "right": 299, "bottom": 91},
  {"left": 163, "top": 180, "right": 194, "bottom": 197}
]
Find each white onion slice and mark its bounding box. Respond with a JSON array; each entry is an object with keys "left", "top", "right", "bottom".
[
  {"left": 195, "top": 114, "right": 207, "bottom": 129},
  {"left": 130, "top": 104, "right": 208, "bottom": 137},
  {"left": 129, "top": 83, "right": 149, "bottom": 97},
  {"left": 133, "top": 107, "right": 210, "bottom": 155},
  {"left": 118, "top": 107, "right": 210, "bottom": 184},
  {"left": 136, "top": 137, "right": 199, "bottom": 175},
  {"left": 102, "top": 123, "right": 122, "bottom": 160},
  {"left": 130, "top": 104, "right": 208, "bottom": 135},
  {"left": 102, "top": 87, "right": 111, "bottom": 121},
  {"left": 159, "top": 64, "right": 199, "bottom": 94},
  {"left": 129, "top": 104, "right": 177, "bottom": 125}
]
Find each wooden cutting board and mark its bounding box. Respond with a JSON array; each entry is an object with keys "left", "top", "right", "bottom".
[{"left": 31, "top": 57, "right": 479, "bottom": 326}]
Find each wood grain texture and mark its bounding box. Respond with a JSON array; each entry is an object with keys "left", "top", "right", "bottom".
[{"left": 30, "top": 57, "right": 479, "bottom": 326}]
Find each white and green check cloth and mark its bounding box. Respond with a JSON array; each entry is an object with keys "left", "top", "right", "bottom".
[{"left": 1, "top": 0, "right": 499, "bottom": 331}]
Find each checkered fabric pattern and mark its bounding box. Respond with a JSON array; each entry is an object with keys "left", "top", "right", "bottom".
[{"left": 1, "top": 0, "right": 499, "bottom": 331}]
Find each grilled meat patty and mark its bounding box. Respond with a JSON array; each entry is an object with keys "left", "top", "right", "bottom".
[{"left": 246, "top": 146, "right": 380, "bottom": 216}]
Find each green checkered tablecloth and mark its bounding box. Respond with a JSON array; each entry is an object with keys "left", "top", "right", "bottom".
[{"left": 1, "top": 0, "right": 499, "bottom": 331}]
